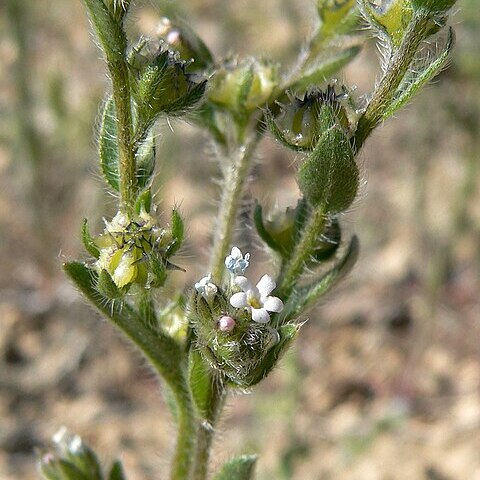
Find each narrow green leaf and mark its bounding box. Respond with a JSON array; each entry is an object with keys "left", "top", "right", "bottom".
[
  {"left": 99, "top": 97, "right": 120, "bottom": 191},
  {"left": 188, "top": 350, "right": 216, "bottom": 419},
  {"left": 253, "top": 204, "right": 282, "bottom": 253},
  {"left": 166, "top": 208, "right": 184, "bottom": 257},
  {"left": 281, "top": 235, "right": 359, "bottom": 321},
  {"left": 81, "top": 219, "right": 100, "bottom": 259},
  {"left": 97, "top": 269, "right": 125, "bottom": 299},
  {"left": 109, "top": 460, "right": 127, "bottom": 480},
  {"left": 135, "top": 135, "right": 155, "bottom": 189},
  {"left": 134, "top": 189, "right": 152, "bottom": 214},
  {"left": 58, "top": 459, "right": 90, "bottom": 480},
  {"left": 292, "top": 46, "right": 360, "bottom": 91},
  {"left": 213, "top": 455, "right": 257, "bottom": 480},
  {"left": 82, "top": 0, "right": 127, "bottom": 64},
  {"left": 63, "top": 262, "right": 187, "bottom": 394},
  {"left": 382, "top": 27, "right": 455, "bottom": 120}
]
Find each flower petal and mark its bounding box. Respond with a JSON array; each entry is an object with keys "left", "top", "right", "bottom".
[
  {"left": 263, "top": 296, "right": 284, "bottom": 313},
  {"left": 251, "top": 308, "right": 271, "bottom": 323},
  {"left": 230, "top": 246, "right": 242, "bottom": 260},
  {"left": 234, "top": 276, "right": 251, "bottom": 291},
  {"left": 230, "top": 292, "right": 248, "bottom": 308},
  {"left": 256, "top": 274, "right": 276, "bottom": 297}
]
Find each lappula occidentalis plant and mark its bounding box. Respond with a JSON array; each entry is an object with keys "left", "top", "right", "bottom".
[{"left": 38, "top": 0, "right": 457, "bottom": 479}]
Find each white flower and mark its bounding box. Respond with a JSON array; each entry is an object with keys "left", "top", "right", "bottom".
[
  {"left": 195, "top": 273, "right": 218, "bottom": 303},
  {"left": 225, "top": 246, "right": 250, "bottom": 275},
  {"left": 229, "top": 274, "right": 284, "bottom": 323}
]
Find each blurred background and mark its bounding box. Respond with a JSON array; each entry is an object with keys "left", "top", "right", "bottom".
[{"left": 0, "top": 0, "right": 479, "bottom": 479}]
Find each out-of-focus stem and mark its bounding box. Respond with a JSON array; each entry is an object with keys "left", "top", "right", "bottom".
[{"left": 209, "top": 135, "right": 260, "bottom": 283}]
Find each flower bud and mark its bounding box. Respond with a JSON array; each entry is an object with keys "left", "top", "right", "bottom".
[
  {"left": 208, "top": 57, "right": 278, "bottom": 114},
  {"left": 130, "top": 42, "right": 207, "bottom": 123},
  {"left": 155, "top": 17, "right": 213, "bottom": 70},
  {"left": 189, "top": 286, "right": 281, "bottom": 386},
  {"left": 268, "top": 86, "right": 350, "bottom": 151}
]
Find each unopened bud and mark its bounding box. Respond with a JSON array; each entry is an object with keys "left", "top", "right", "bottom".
[{"left": 218, "top": 315, "right": 236, "bottom": 332}]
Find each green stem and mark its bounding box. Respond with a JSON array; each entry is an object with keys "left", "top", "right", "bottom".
[
  {"left": 209, "top": 136, "right": 259, "bottom": 283},
  {"left": 109, "top": 61, "right": 137, "bottom": 211},
  {"left": 278, "top": 207, "right": 327, "bottom": 297},
  {"left": 82, "top": 0, "right": 136, "bottom": 211},
  {"left": 354, "top": 13, "right": 430, "bottom": 150},
  {"left": 192, "top": 384, "right": 226, "bottom": 480}
]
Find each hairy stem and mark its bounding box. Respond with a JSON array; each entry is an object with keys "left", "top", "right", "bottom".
[
  {"left": 192, "top": 384, "right": 226, "bottom": 480},
  {"left": 278, "top": 206, "right": 327, "bottom": 297},
  {"left": 82, "top": 0, "right": 136, "bottom": 210},
  {"left": 210, "top": 136, "right": 259, "bottom": 283},
  {"left": 354, "top": 13, "right": 430, "bottom": 150},
  {"left": 110, "top": 62, "right": 137, "bottom": 211}
]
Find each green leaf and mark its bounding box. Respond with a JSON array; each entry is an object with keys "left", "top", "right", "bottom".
[
  {"left": 82, "top": 0, "right": 127, "bottom": 64},
  {"left": 148, "top": 252, "right": 167, "bottom": 288},
  {"left": 99, "top": 97, "right": 120, "bottom": 191},
  {"left": 297, "top": 113, "right": 358, "bottom": 213},
  {"left": 58, "top": 459, "right": 91, "bottom": 480},
  {"left": 67, "top": 446, "right": 103, "bottom": 480},
  {"left": 291, "top": 46, "right": 360, "bottom": 91},
  {"left": 188, "top": 350, "right": 216, "bottom": 419},
  {"left": 281, "top": 235, "right": 359, "bottom": 321},
  {"left": 81, "top": 219, "right": 100, "bottom": 259},
  {"left": 134, "top": 189, "right": 152, "bottom": 214},
  {"left": 213, "top": 455, "right": 257, "bottom": 480},
  {"left": 166, "top": 208, "right": 184, "bottom": 257},
  {"left": 382, "top": 27, "right": 455, "bottom": 120},
  {"left": 97, "top": 269, "right": 126, "bottom": 299},
  {"left": 63, "top": 262, "right": 187, "bottom": 395},
  {"left": 109, "top": 460, "right": 127, "bottom": 480},
  {"left": 253, "top": 204, "right": 282, "bottom": 253},
  {"left": 135, "top": 135, "right": 155, "bottom": 189}
]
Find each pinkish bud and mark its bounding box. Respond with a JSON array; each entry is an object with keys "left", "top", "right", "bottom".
[{"left": 218, "top": 315, "right": 236, "bottom": 332}]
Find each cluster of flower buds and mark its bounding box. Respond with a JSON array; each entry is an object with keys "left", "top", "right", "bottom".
[
  {"left": 128, "top": 39, "right": 207, "bottom": 133},
  {"left": 361, "top": 0, "right": 457, "bottom": 47},
  {"left": 208, "top": 57, "right": 278, "bottom": 116},
  {"left": 189, "top": 247, "right": 296, "bottom": 388},
  {"left": 82, "top": 199, "right": 184, "bottom": 298},
  {"left": 39, "top": 428, "right": 124, "bottom": 480}
]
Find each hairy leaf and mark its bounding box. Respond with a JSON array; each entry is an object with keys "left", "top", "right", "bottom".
[
  {"left": 81, "top": 219, "right": 100, "bottom": 259},
  {"left": 99, "top": 97, "right": 120, "bottom": 191},
  {"left": 383, "top": 27, "right": 455, "bottom": 120},
  {"left": 281, "top": 235, "right": 359, "bottom": 321}
]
